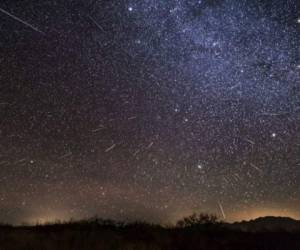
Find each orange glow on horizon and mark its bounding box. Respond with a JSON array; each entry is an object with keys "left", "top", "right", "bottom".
[{"left": 231, "top": 207, "right": 300, "bottom": 222}]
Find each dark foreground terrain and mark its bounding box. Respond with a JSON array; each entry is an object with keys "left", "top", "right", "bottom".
[{"left": 0, "top": 216, "right": 300, "bottom": 250}]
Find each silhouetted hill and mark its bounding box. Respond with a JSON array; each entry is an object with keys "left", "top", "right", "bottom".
[{"left": 228, "top": 216, "right": 300, "bottom": 232}]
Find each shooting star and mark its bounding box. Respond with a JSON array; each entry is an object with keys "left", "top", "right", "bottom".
[
  {"left": 250, "top": 163, "right": 263, "bottom": 174},
  {"left": 91, "top": 125, "right": 105, "bottom": 133},
  {"left": 128, "top": 116, "right": 137, "bottom": 120},
  {"left": 0, "top": 8, "right": 44, "bottom": 34},
  {"left": 87, "top": 14, "right": 105, "bottom": 32},
  {"left": 244, "top": 138, "right": 255, "bottom": 145},
  {"left": 105, "top": 143, "right": 116, "bottom": 153},
  {"left": 218, "top": 201, "right": 226, "bottom": 220},
  {"left": 59, "top": 152, "right": 72, "bottom": 159},
  {"left": 146, "top": 141, "right": 154, "bottom": 149},
  {"left": 133, "top": 149, "right": 140, "bottom": 157}
]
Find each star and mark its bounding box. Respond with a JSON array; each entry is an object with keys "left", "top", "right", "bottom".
[{"left": 197, "top": 164, "right": 203, "bottom": 170}]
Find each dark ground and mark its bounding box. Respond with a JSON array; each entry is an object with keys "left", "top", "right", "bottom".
[{"left": 0, "top": 219, "right": 300, "bottom": 250}]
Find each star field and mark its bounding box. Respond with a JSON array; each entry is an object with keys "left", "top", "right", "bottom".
[{"left": 0, "top": 0, "right": 299, "bottom": 224}]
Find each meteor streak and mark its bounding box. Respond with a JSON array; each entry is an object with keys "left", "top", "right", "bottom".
[{"left": 0, "top": 8, "right": 44, "bottom": 34}]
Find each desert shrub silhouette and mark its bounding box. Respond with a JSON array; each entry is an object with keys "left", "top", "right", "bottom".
[{"left": 176, "top": 213, "right": 220, "bottom": 228}]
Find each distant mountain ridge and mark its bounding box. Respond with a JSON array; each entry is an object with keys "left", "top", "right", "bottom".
[{"left": 228, "top": 216, "right": 300, "bottom": 232}]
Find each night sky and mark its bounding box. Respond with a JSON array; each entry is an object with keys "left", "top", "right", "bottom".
[{"left": 0, "top": 0, "right": 299, "bottom": 225}]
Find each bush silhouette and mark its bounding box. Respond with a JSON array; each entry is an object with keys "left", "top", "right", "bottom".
[{"left": 176, "top": 213, "right": 220, "bottom": 228}]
